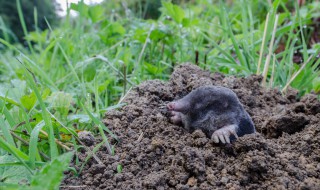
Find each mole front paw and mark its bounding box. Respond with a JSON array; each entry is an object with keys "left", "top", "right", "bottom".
[
  {"left": 169, "top": 111, "right": 182, "bottom": 124},
  {"left": 211, "top": 124, "right": 239, "bottom": 144}
]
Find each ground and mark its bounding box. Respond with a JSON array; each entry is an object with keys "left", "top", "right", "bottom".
[{"left": 62, "top": 63, "right": 320, "bottom": 190}]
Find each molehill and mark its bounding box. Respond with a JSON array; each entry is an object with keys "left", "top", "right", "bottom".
[{"left": 62, "top": 63, "right": 320, "bottom": 190}]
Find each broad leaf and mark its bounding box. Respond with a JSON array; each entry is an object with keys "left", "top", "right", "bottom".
[
  {"left": 20, "top": 92, "right": 37, "bottom": 111},
  {"left": 0, "top": 155, "right": 32, "bottom": 185},
  {"left": 161, "top": 1, "right": 185, "bottom": 24},
  {"left": 30, "top": 152, "right": 73, "bottom": 189}
]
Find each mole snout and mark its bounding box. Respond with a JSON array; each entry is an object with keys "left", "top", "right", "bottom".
[
  {"left": 167, "top": 102, "right": 175, "bottom": 111},
  {"left": 167, "top": 86, "right": 256, "bottom": 144},
  {"left": 167, "top": 101, "right": 188, "bottom": 113}
]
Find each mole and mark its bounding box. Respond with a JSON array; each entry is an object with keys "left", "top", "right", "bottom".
[{"left": 167, "top": 86, "right": 255, "bottom": 144}]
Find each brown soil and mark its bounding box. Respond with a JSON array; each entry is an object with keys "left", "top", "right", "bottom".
[{"left": 62, "top": 63, "right": 320, "bottom": 190}]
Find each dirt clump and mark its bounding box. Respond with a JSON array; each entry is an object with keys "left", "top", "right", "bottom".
[{"left": 62, "top": 63, "right": 320, "bottom": 189}]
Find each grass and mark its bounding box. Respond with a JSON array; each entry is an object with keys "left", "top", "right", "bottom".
[{"left": 0, "top": 0, "right": 319, "bottom": 188}]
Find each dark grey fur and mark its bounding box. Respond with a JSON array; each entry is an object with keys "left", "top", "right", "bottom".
[{"left": 167, "top": 86, "right": 255, "bottom": 142}]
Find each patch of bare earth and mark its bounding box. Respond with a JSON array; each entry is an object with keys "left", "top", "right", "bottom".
[{"left": 62, "top": 63, "right": 320, "bottom": 190}]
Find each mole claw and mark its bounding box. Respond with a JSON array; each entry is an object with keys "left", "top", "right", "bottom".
[
  {"left": 218, "top": 135, "right": 226, "bottom": 144},
  {"left": 212, "top": 135, "right": 219, "bottom": 143},
  {"left": 224, "top": 134, "right": 230, "bottom": 144},
  {"left": 234, "top": 132, "right": 239, "bottom": 139},
  {"left": 228, "top": 129, "right": 238, "bottom": 139}
]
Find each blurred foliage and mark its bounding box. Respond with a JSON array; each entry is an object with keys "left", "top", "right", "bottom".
[{"left": 0, "top": 0, "right": 59, "bottom": 43}]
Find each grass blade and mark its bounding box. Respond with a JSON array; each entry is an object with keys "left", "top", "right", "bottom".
[
  {"left": 220, "top": 2, "right": 247, "bottom": 67},
  {"left": 0, "top": 116, "right": 15, "bottom": 146},
  {"left": 262, "top": 14, "right": 279, "bottom": 86},
  {"left": 257, "top": 13, "right": 270, "bottom": 75},
  {"left": 81, "top": 102, "right": 118, "bottom": 155},
  {"left": 29, "top": 121, "right": 46, "bottom": 169},
  {"left": 0, "top": 100, "right": 16, "bottom": 127},
  {"left": 16, "top": 0, "right": 34, "bottom": 54},
  {"left": 282, "top": 54, "right": 317, "bottom": 93},
  {"left": 18, "top": 58, "right": 59, "bottom": 159}
]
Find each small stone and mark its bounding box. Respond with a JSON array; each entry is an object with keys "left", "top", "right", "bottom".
[
  {"left": 187, "top": 176, "right": 197, "bottom": 186},
  {"left": 220, "top": 177, "right": 229, "bottom": 184}
]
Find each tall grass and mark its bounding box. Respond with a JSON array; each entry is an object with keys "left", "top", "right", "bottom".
[{"left": 0, "top": 0, "right": 319, "bottom": 187}]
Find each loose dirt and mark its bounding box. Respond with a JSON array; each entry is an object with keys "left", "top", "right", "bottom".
[{"left": 62, "top": 63, "right": 320, "bottom": 190}]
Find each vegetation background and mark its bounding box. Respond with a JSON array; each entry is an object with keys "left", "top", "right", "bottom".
[{"left": 0, "top": 0, "right": 319, "bottom": 189}]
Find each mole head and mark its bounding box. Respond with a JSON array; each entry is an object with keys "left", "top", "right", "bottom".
[{"left": 167, "top": 86, "right": 239, "bottom": 115}]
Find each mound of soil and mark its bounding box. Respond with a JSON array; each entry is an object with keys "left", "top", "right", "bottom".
[{"left": 62, "top": 64, "right": 320, "bottom": 189}]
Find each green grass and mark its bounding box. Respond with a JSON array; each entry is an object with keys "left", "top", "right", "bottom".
[{"left": 0, "top": 0, "right": 319, "bottom": 188}]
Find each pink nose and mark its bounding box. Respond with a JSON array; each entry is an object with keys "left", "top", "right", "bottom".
[{"left": 167, "top": 102, "right": 175, "bottom": 110}]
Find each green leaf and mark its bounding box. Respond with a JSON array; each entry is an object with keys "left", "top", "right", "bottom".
[
  {"left": 24, "top": 30, "right": 49, "bottom": 43},
  {"left": 67, "top": 114, "right": 94, "bottom": 123},
  {"left": 99, "top": 22, "right": 126, "bottom": 45},
  {"left": 70, "top": 2, "right": 89, "bottom": 18},
  {"left": 150, "top": 29, "right": 166, "bottom": 41},
  {"left": 0, "top": 137, "right": 29, "bottom": 161},
  {"left": 30, "top": 152, "right": 74, "bottom": 189},
  {"left": 0, "top": 100, "right": 15, "bottom": 126},
  {"left": 0, "top": 96, "right": 19, "bottom": 106},
  {"left": 312, "top": 77, "right": 320, "bottom": 93},
  {"left": 133, "top": 28, "right": 148, "bottom": 43},
  {"left": 41, "top": 88, "right": 51, "bottom": 100},
  {"left": 89, "top": 5, "right": 104, "bottom": 23},
  {"left": 109, "top": 22, "right": 126, "bottom": 35},
  {"left": 0, "top": 161, "right": 45, "bottom": 167},
  {"left": 117, "top": 164, "right": 123, "bottom": 173},
  {"left": 47, "top": 91, "right": 73, "bottom": 117},
  {"left": 0, "top": 116, "right": 15, "bottom": 146},
  {"left": 29, "top": 121, "right": 46, "bottom": 169},
  {"left": 182, "top": 18, "right": 191, "bottom": 27},
  {"left": 161, "top": 1, "right": 185, "bottom": 23},
  {"left": 20, "top": 92, "right": 37, "bottom": 111},
  {"left": 0, "top": 155, "right": 32, "bottom": 185},
  {"left": 0, "top": 83, "right": 23, "bottom": 106},
  {"left": 144, "top": 62, "right": 166, "bottom": 75}
]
